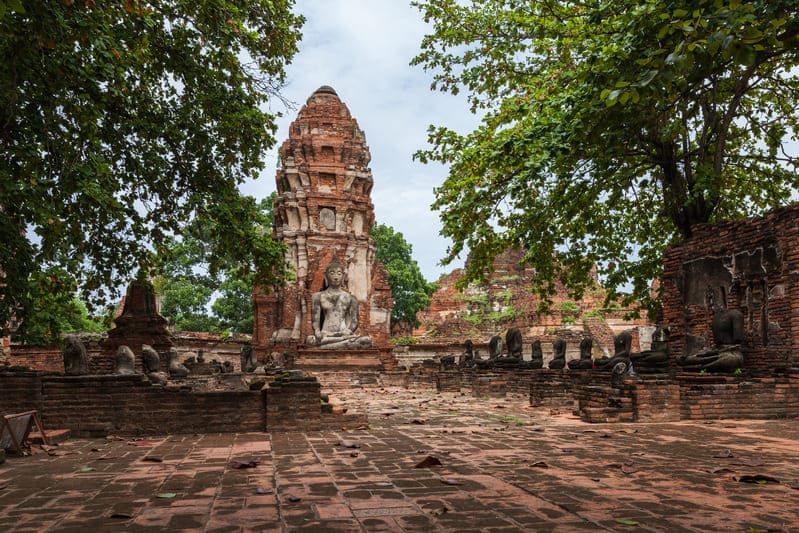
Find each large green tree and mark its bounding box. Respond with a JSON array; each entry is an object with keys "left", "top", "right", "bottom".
[
  {"left": 373, "top": 223, "right": 437, "bottom": 326},
  {"left": 11, "top": 267, "right": 108, "bottom": 345},
  {"left": 412, "top": 0, "right": 799, "bottom": 312},
  {"left": 156, "top": 194, "right": 276, "bottom": 333},
  {"left": 0, "top": 1, "right": 302, "bottom": 335}
]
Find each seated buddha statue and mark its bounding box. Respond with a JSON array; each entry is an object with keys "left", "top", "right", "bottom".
[{"left": 305, "top": 255, "right": 372, "bottom": 349}]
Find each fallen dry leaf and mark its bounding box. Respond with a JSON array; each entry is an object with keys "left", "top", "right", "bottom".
[
  {"left": 415, "top": 456, "right": 443, "bottom": 468},
  {"left": 255, "top": 488, "right": 273, "bottom": 495},
  {"left": 441, "top": 478, "right": 462, "bottom": 486},
  {"left": 229, "top": 459, "right": 260, "bottom": 469}
]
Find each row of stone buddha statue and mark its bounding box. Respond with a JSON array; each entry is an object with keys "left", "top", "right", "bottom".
[
  {"left": 455, "top": 327, "right": 670, "bottom": 373},
  {"left": 455, "top": 306, "right": 746, "bottom": 374},
  {"left": 61, "top": 335, "right": 247, "bottom": 383}
]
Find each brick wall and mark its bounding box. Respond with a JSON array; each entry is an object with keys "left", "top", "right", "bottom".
[
  {"left": 6, "top": 346, "right": 68, "bottom": 372},
  {"left": 662, "top": 203, "right": 799, "bottom": 372},
  {"left": 264, "top": 375, "right": 321, "bottom": 431},
  {"left": 631, "top": 377, "right": 680, "bottom": 422},
  {"left": 529, "top": 370, "right": 581, "bottom": 408},
  {"left": 678, "top": 373, "right": 799, "bottom": 419},
  {"left": 0, "top": 372, "right": 265, "bottom": 436}
]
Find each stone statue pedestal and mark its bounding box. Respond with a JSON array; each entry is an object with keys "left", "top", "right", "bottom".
[{"left": 293, "top": 348, "right": 385, "bottom": 371}]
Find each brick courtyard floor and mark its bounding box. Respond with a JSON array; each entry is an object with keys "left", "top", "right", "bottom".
[{"left": 1, "top": 386, "right": 799, "bottom": 532}]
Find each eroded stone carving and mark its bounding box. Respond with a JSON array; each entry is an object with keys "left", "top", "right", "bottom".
[
  {"left": 488, "top": 335, "right": 503, "bottom": 359},
  {"left": 505, "top": 328, "right": 523, "bottom": 359},
  {"left": 168, "top": 347, "right": 189, "bottom": 378},
  {"left": 630, "top": 325, "right": 670, "bottom": 373},
  {"left": 63, "top": 334, "right": 89, "bottom": 375},
  {"left": 530, "top": 339, "right": 544, "bottom": 369},
  {"left": 114, "top": 345, "right": 137, "bottom": 375},
  {"left": 568, "top": 336, "right": 594, "bottom": 370},
  {"left": 595, "top": 331, "right": 633, "bottom": 371},
  {"left": 240, "top": 345, "right": 257, "bottom": 373},
  {"left": 460, "top": 340, "right": 475, "bottom": 367},
  {"left": 549, "top": 338, "right": 566, "bottom": 370},
  {"left": 141, "top": 344, "right": 160, "bottom": 373}
]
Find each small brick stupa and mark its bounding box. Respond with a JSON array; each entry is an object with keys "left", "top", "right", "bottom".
[
  {"left": 253, "top": 86, "right": 394, "bottom": 369},
  {"left": 100, "top": 279, "right": 173, "bottom": 373}
]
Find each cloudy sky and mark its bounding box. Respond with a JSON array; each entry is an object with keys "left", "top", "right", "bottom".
[{"left": 240, "top": 0, "right": 480, "bottom": 282}]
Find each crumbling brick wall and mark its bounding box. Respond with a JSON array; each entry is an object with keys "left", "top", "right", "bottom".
[
  {"left": 0, "top": 372, "right": 265, "bottom": 436},
  {"left": 662, "top": 203, "right": 799, "bottom": 372}
]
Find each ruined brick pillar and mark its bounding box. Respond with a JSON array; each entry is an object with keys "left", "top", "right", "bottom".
[{"left": 253, "top": 86, "right": 393, "bottom": 366}]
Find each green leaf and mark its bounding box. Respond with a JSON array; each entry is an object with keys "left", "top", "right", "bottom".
[
  {"left": 734, "top": 44, "right": 757, "bottom": 66},
  {"left": 616, "top": 519, "right": 640, "bottom": 526},
  {"left": 156, "top": 493, "right": 177, "bottom": 499}
]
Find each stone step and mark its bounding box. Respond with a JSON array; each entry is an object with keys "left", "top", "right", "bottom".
[{"left": 29, "top": 428, "right": 71, "bottom": 445}]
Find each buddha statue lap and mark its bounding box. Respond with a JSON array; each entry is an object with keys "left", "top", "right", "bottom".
[
  {"left": 568, "top": 336, "right": 594, "bottom": 370},
  {"left": 594, "top": 331, "right": 632, "bottom": 371},
  {"left": 630, "top": 325, "right": 670, "bottom": 373},
  {"left": 677, "top": 308, "right": 744, "bottom": 373}
]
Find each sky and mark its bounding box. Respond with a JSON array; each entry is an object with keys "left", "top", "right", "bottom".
[{"left": 239, "top": 0, "right": 480, "bottom": 282}]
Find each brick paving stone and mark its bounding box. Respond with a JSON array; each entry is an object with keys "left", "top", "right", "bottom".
[{"left": 1, "top": 387, "right": 798, "bottom": 531}]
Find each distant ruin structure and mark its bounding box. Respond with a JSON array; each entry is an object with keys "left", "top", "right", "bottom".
[{"left": 253, "top": 86, "right": 393, "bottom": 368}]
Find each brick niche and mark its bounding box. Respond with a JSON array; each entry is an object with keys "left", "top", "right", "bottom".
[{"left": 662, "top": 203, "right": 799, "bottom": 372}]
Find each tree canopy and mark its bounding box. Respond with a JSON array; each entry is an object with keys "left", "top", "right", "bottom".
[
  {"left": 155, "top": 195, "right": 275, "bottom": 334},
  {"left": 0, "top": 0, "right": 302, "bottom": 333},
  {"left": 373, "top": 223, "right": 437, "bottom": 326},
  {"left": 412, "top": 0, "right": 799, "bottom": 312}
]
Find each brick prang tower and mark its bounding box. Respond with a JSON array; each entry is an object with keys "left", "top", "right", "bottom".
[{"left": 253, "top": 86, "right": 393, "bottom": 366}]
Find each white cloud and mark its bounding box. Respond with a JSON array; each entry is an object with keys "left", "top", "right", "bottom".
[{"left": 241, "top": 0, "right": 480, "bottom": 281}]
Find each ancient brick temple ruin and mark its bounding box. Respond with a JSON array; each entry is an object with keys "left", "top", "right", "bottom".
[
  {"left": 397, "top": 247, "right": 650, "bottom": 368},
  {"left": 662, "top": 203, "right": 799, "bottom": 373},
  {"left": 252, "top": 86, "right": 394, "bottom": 369}
]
